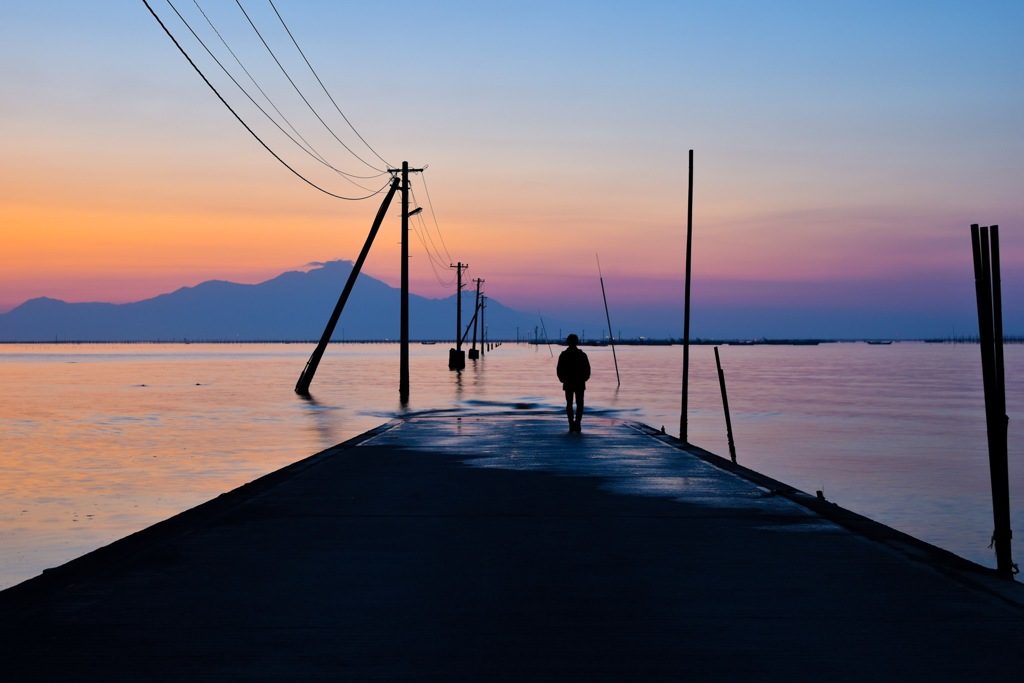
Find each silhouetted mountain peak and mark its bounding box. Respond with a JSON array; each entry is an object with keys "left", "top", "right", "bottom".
[{"left": 0, "top": 261, "right": 540, "bottom": 341}]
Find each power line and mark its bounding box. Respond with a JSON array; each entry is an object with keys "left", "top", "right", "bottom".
[
  {"left": 407, "top": 184, "right": 455, "bottom": 286},
  {"left": 191, "top": 0, "right": 360, "bottom": 183},
  {"left": 411, "top": 215, "right": 455, "bottom": 288},
  {"left": 147, "top": 1, "right": 465, "bottom": 296},
  {"left": 410, "top": 186, "right": 454, "bottom": 275},
  {"left": 419, "top": 172, "right": 454, "bottom": 264},
  {"left": 185, "top": 0, "right": 385, "bottom": 188},
  {"left": 268, "top": 0, "right": 392, "bottom": 170},
  {"left": 234, "top": 0, "right": 388, "bottom": 174},
  {"left": 192, "top": 0, "right": 385, "bottom": 183},
  {"left": 144, "top": 0, "right": 389, "bottom": 200},
  {"left": 412, "top": 218, "right": 452, "bottom": 273}
]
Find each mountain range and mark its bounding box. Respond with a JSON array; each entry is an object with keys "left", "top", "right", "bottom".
[{"left": 0, "top": 261, "right": 550, "bottom": 342}]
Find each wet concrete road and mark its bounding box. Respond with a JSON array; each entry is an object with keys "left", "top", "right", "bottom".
[{"left": 2, "top": 414, "right": 1023, "bottom": 681}]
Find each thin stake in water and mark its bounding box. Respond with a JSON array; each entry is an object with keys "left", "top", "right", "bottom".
[{"left": 596, "top": 254, "right": 620, "bottom": 386}]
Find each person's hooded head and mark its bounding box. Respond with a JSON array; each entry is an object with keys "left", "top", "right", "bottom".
[{"left": 566, "top": 334, "right": 579, "bottom": 347}]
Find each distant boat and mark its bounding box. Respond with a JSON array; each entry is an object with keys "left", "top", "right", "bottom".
[
  {"left": 866, "top": 340, "right": 893, "bottom": 345},
  {"left": 420, "top": 341, "right": 437, "bottom": 345}
]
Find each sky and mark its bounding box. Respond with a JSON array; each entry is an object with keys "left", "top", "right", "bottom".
[{"left": 1, "top": 0, "right": 1022, "bottom": 339}]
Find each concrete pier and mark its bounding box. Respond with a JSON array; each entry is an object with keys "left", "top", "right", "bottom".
[{"left": 2, "top": 413, "right": 1023, "bottom": 681}]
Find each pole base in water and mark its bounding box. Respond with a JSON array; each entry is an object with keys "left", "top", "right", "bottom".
[{"left": 448, "top": 348, "right": 466, "bottom": 370}]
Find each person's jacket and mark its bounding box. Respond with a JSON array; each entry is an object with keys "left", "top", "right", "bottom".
[{"left": 557, "top": 347, "right": 591, "bottom": 390}]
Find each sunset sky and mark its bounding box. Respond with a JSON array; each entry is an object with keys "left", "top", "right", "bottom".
[{"left": 2, "top": 1, "right": 1022, "bottom": 339}]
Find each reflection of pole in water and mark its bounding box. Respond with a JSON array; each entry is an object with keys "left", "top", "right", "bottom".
[
  {"left": 596, "top": 254, "right": 620, "bottom": 387},
  {"left": 295, "top": 393, "right": 342, "bottom": 450}
]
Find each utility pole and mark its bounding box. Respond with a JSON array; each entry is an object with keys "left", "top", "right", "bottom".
[
  {"left": 480, "top": 294, "right": 486, "bottom": 355},
  {"left": 449, "top": 262, "right": 467, "bottom": 370},
  {"left": 469, "top": 278, "right": 483, "bottom": 359},
  {"left": 391, "top": 161, "right": 424, "bottom": 403}
]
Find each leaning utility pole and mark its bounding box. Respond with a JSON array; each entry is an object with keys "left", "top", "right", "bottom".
[
  {"left": 295, "top": 177, "right": 400, "bottom": 395},
  {"left": 449, "top": 262, "right": 467, "bottom": 369}
]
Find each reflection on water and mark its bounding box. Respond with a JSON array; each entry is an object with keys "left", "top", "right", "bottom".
[{"left": 0, "top": 341, "right": 1020, "bottom": 588}]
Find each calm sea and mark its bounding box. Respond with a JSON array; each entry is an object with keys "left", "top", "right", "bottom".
[{"left": 0, "top": 341, "right": 1020, "bottom": 589}]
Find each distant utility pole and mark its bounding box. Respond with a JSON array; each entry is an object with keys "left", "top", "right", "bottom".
[
  {"left": 480, "top": 294, "right": 487, "bottom": 355},
  {"left": 469, "top": 278, "right": 483, "bottom": 359},
  {"left": 449, "top": 262, "right": 468, "bottom": 370}
]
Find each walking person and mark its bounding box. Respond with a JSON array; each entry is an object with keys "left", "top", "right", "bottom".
[{"left": 557, "top": 333, "right": 591, "bottom": 433}]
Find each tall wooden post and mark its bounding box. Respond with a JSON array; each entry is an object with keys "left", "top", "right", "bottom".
[
  {"left": 680, "top": 149, "right": 694, "bottom": 442},
  {"left": 971, "top": 223, "right": 1014, "bottom": 578}
]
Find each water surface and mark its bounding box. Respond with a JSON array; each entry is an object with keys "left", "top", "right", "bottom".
[{"left": 0, "top": 342, "right": 1020, "bottom": 588}]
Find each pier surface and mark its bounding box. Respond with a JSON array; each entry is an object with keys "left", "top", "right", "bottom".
[{"left": 2, "top": 414, "right": 1023, "bottom": 681}]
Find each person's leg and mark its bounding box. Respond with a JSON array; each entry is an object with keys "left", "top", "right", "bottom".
[
  {"left": 564, "top": 389, "right": 575, "bottom": 430},
  {"left": 574, "top": 389, "right": 585, "bottom": 430}
]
